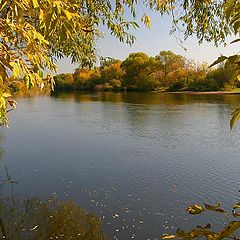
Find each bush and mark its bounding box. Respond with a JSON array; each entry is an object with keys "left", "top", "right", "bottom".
[
  {"left": 168, "top": 81, "right": 187, "bottom": 91},
  {"left": 94, "top": 83, "right": 112, "bottom": 91},
  {"left": 109, "top": 79, "right": 122, "bottom": 90},
  {"left": 54, "top": 74, "right": 75, "bottom": 90}
]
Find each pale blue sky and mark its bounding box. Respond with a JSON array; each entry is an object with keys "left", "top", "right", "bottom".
[{"left": 56, "top": 13, "right": 239, "bottom": 74}]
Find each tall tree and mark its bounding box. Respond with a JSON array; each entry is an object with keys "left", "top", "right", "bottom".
[
  {"left": 121, "top": 52, "right": 159, "bottom": 90},
  {"left": 155, "top": 51, "right": 186, "bottom": 76}
]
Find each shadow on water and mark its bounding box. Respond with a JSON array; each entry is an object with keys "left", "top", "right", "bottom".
[
  {"left": 0, "top": 143, "right": 106, "bottom": 240},
  {"left": 0, "top": 197, "right": 106, "bottom": 240}
]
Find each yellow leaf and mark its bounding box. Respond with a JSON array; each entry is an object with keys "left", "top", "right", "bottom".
[
  {"left": 233, "top": 202, "right": 240, "bottom": 209},
  {"left": 32, "top": 0, "right": 39, "bottom": 8},
  {"left": 161, "top": 234, "right": 176, "bottom": 239},
  {"left": 230, "top": 107, "right": 240, "bottom": 129},
  {"left": 63, "top": 10, "right": 72, "bottom": 20},
  {"left": 217, "top": 221, "right": 240, "bottom": 240},
  {"left": 187, "top": 204, "right": 205, "bottom": 215},
  {"left": 141, "top": 14, "right": 151, "bottom": 29},
  {"left": 10, "top": 62, "right": 20, "bottom": 78},
  {"left": 0, "top": 1, "right": 8, "bottom": 12},
  {"left": 2, "top": 93, "right": 11, "bottom": 98},
  {"left": 39, "top": 9, "right": 44, "bottom": 23}
]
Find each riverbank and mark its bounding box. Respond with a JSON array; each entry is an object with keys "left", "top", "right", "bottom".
[{"left": 160, "top": 90, "right": 240, "bottom": 95}]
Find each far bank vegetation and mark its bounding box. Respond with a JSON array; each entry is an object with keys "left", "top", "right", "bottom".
[{"left": 54, "top": 51, "right": 240, "bottom": 92}]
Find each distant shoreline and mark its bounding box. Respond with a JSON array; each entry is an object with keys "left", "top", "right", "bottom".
[
  {"left": 156, "top": 91, "right": 240, "bottom": 95},
  {"left": 52, "top": 89, "right": 240, "bottom": 95}
]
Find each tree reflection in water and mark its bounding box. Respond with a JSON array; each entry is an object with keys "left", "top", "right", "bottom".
[{"left": 0, "top": 167, "right": 106, "bottom": 240}]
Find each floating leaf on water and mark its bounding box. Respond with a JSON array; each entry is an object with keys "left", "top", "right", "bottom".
[
  {"left": 233, "top": 202, "right": 240, "bottom": 209},
  {"left": 204, "top": 203, "right": 225, "bottom": 213},
  {"left": 176, "top": 228, "right": 215, "bottom": 239},
  {"left": 232, "top": 210, "right": 240, "bottom": 217},
  {"left": 213, "top": 208, "right": 225, "bottom": 213},
  {"left": 161, "top": 234, "right": 177, "bottom": 239},
  {"left": 197, "top": 223, "right": 211, "bottom": 229},
  {"left": 187, "top": 204, "right": 205, "bottom": 215},
  {"left": 204, "top": 203, "right": 220, "bottom": 210},
  {"left": 30, "top": 225, "right": 38, "bottom": 231}
]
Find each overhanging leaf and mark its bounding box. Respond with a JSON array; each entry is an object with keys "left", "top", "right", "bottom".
[
  {"left": 230, "top": 107, "right": 240, "bottom": 129},
  {"left": 209, "top": 56, "right": 228, "bottom": 68},
  {"left": 230, "top": 38, "right": 240, "bottom": 44},
  {"left": 216, "top": 221, "right": 240, "bottom": 240},
  {"left": 2, "top": 93, "right": 11, "bottom": 98}
]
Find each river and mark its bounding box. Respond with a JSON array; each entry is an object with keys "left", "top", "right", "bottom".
[{"left": 1, "top": 91, "right": 240, "bottom": 240}]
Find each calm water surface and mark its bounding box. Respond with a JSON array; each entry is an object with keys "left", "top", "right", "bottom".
[{"left": 1, "top": 92, "right": 240, "bottom": 239}]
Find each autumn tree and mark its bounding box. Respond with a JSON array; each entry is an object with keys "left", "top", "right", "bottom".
[
  {"left": 100, "top": 61, "right": 124, "bottom": 88},
  {"left": 155, "top": 51, "right": 186, "bottom": 76},
  {"left": 2, "top": 0, "right": 240, "bottom": 126},
  {"left": 1, "top": 0, "right": 170, "bottom": 126},
  {"left": 121, "top": 52, "right": 159, "bottom": 90},
  {"left": 73, "top": 68, "right": 101, "bottom": 90}
]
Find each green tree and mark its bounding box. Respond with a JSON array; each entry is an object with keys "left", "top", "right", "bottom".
[
  {"left": 121, "top": 52, "right": 149, "bottom": 90},
  {"left": 121, "top": 52, "right": 159, "bottom": 90},
  {"left": 155, "top": 51, "right": 186, "bottom": 76},
  {"left": 54, "top": 73, "right": 75, "bottom": 90},
  {"left": 100, "top": 57, "right": 120, "bottom": 69},
  {"left": 73, "top": 68, "right": 101, "bottom": 90},
  {"left": 100, "top": 60, "right": 124, "bottom": 84}
]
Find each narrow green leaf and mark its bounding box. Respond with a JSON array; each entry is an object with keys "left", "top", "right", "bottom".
[
  {"left": 209, "top": 56, "right": 228, "bottom": 68},
  {"left": 230, "top": 38, "right": 240, "bottom": 44},
  {"left": 32, "top": 0, "right": 39, "bottom": 8}
]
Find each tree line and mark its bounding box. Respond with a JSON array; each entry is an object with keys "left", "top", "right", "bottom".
[{"left": 54, "top": 51, "right": 240, "bottom": 92}]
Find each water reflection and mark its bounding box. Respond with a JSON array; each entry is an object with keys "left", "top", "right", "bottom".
[
  {"left": 51, "top": 91, "right": 240, "bottom": 107},
  {"left": 0, "top": 194, "right": 106, "bottom": 240},
  {"left": 0, "top": 143, "right": 105, "bottom": 240},
  {"left": 3, "top": 91, "right": 240, "bottom": 240},
  {"left": 0, "top": 196, "right": 105, "bottom": 240}
]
